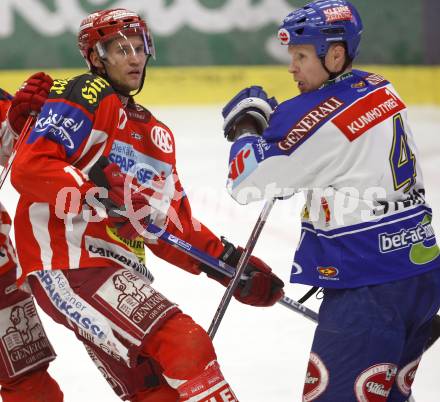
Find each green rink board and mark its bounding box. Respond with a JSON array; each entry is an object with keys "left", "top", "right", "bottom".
[{"left": 1, "top": 66, "right": 439, "bottom": 106}]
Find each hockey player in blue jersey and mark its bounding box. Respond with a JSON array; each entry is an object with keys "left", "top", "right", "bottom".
[{"left": 221, "top": 1, "right": 440, "bottom": 401}]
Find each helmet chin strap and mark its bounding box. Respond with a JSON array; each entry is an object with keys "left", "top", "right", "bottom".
[{"left": 320, "top": 56, "right": 353, "bottom": 81}]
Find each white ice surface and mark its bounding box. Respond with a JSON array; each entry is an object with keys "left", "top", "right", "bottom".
[{"left": 1, "top": 105, "right": 439, "bottom": 401}]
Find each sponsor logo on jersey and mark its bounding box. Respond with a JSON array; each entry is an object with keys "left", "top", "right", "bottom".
[
  {"left": 95, "top": 269, "right": 176, "bottom": 334},
  {"left": 50, "top": 78, "right": 72, "bottom": 95},
  {"left": 109, "top": 140, "right": 173, "bottom": 187},
  {"left": 378, "top": 215, "right": 436, "bottom": 254},
  {"left": 0, "top": 298, "right": 55, "bottom": 376},
  {"left": 228, "top": 143, "right": 259, "bottom": 186},
  {"left": 32, "top": 104, "right": 92, "bottom": 157},
  {"left": 365, "top": 73, "right": 386, "bottom": 86},
  {"left": 81, "top": 76, "right": 110, "bottom": 105},
  {"left": 131, "top": 131, "right": 143, "bottom": 140},
  {"left": 332, "top": 87, "right": 405, "bottom": 141},
  {"left": 323, "top": 6, "right": 353, "bottom": 22},
  {"left": 34, "top": 271, "right": 106, "bottom": 339},
  {"left": 278, "top": 97, "right": 344, "bottom": 151},
  {"left": 86, "top": 236, "right": 152, "bottom": 281},
  {"left": 396, "top": 356, "right": 420, "bottom": 396},
  {"left": 351, "top": 81, "right": 366, "bottom": 89},
  {"left": 151, "top": 126, "right": 173, "bottom": 153},
  {"left": 303, "top": 353, "right": 329, "bottom": 401},
  {"left": 354, "top": 363, "right": 397, "bottom": 401},
  {"left": 106, "top": 226, "right": 146, "bottom": 264},
  {"left": 317, "top": 266, "right": 339, "bottom": 279}
]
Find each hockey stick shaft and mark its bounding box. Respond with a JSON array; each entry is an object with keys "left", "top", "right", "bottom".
[
  {"left": 146, "top": 218, "right": 319, "bottom": 324},
  {"left": 208, "top": 198, "right": 276, "bottom": 339},
  {"left": 0, "top": 115, "right": 34, "bottom": 191},
  {"left": 88, "top": 158, "right": 319, "bottom": 327},
  {"left": 145, "top": 218, "right": 319, "bottom": 324}
]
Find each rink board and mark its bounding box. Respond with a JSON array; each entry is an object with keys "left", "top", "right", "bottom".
[{"left": 0, "top": 65, "right": 439, "bottom": 106}]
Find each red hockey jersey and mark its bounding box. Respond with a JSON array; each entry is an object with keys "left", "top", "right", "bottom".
[{"left": 11, "top": 73, "right": 223, "bottom": 284}]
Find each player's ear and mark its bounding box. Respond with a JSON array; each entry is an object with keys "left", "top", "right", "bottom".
[
  {"left": 327, "top": 43, "right": 347, "bottom": 72},
  {"left": 89, "top": 49, "right": 105, "bottom": 70}
]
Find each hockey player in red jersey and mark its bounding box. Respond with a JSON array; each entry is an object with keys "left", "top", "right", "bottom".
[
  {"left": 0, "top": 77, "right": 63, "bottom": 401},
  {"left": 222, "top": 1, "right": 440, "bottom": 401},
  {"left": 10, "top": 8, "right": 284, "bottom": 402}
]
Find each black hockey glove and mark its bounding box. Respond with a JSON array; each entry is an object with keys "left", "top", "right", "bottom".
[{"left": 222, "top": 85, "right": 278, "bottom": 142}]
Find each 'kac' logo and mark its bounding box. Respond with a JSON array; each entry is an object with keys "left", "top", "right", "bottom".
[{"left": 151, "top": 126, "right": 173, "bottom": 153}]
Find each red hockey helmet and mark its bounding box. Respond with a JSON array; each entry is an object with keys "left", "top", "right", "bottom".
[{"left": 78, "top": 9, "right": 155, "bottom": 68}]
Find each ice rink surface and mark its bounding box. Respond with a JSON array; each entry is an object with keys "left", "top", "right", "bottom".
[{"left": 2, "top": 105, "right": 439, "bottom": 401}]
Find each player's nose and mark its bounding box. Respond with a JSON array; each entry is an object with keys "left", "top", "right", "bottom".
[{"left": 288, "top": 58, "right": 298, "bottom": 74}]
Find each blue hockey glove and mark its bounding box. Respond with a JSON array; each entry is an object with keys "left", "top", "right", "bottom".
[{"left": 222, "top": 85, "right": 278, "bottom": 142}]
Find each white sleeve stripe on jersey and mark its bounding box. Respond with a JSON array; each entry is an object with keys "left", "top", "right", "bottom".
[{"left": 29, "top": 202, "right": 53, "bottom": 270}]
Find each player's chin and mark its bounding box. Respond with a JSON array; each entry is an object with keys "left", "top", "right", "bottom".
[{"left": 126, "top": 75, "right": 142, "bottom": 89}]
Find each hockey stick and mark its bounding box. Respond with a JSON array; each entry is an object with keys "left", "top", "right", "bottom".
[
  {"left": 88, "top": 158, "right": 320, "bottom": 328},
  {"left": 208, "top": 198, "right": 276, "bottom": 338},
  {"left": 0, "top": 115, "right": 35, "bottom": 191}
]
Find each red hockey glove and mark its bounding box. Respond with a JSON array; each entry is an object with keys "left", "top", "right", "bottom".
[
  {"left": 101, "top": 162, "right": 152, "bottom": 240},
  {"left": 7, "top": 72, "right": 53, "bottom": 137},
  {"left": 202, "top": 238, "right": 284, "bottom": 307}
]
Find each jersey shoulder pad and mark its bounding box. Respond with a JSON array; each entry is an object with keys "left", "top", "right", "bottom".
[
  {"left": 49, "top": 73, "right": 115, "bottom": 113},
  {"left": 0, "top": 88, "right": 12, "bottom": 101}
]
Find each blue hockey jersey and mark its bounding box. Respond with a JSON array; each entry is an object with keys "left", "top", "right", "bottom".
[{"left": 227, "top": 70, "right": 440, "bottom": 288}]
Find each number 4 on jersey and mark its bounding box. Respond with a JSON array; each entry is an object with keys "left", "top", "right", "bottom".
[{"left": 389, "top": 113, "right": 416, "bottom": 193}]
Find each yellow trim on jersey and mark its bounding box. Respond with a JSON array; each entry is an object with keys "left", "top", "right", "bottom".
[{"left": 1, "top": 65, "right": 439, "bottom": 105}]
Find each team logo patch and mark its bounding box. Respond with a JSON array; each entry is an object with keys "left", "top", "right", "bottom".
[
  {"left": 94, "top": 269, "right": 176, "bottom": 336},
  {"left": 151, "top": 126, "right": 173, "bottom": 153},
  {"left": 365, "top": 73, "right": 386, "bottom": 86},
  {"left": 317, "top": 266, "right": 339, "bottom": 278},
  {"left": 351, "top": 81, "right": 367, "bottom": 89},
  {"left": 323, "top": 6, "right": 353, "bottom": 22},
  {"left": 396, "top": 357, "right": 420, "bottom": 396},
  {"left": 278, "top": 28, "right": 290, "bottom": 45},
  {"left": 0, "top": 299, "right": 55, "bottom": 377},
  {"left": 303, "top": 352, "right": 329, "bottom": 401},
  {"left": 354, "top": 363, "right": 397, "bottom": 401}
]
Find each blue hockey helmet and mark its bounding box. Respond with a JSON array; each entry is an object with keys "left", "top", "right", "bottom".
[{"left": 278, "top": 0, "right": 363, "bottom": 60}]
